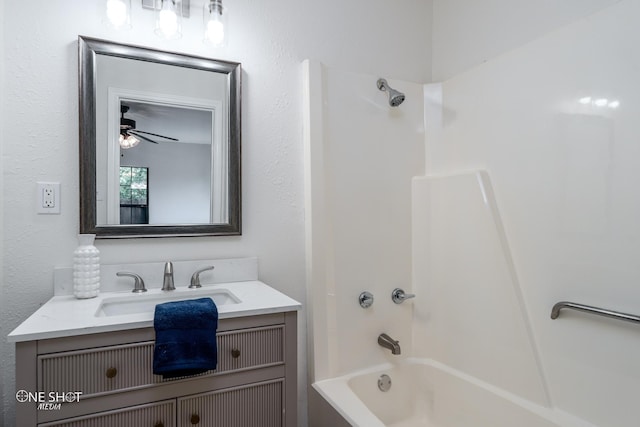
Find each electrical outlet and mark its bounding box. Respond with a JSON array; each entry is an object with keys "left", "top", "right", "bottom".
[
  {"left": 37, "top": 182, "right": 61, "bottom": 214},
  {"left": 43, "top": 187, "right": 55, "bottom": 207}
]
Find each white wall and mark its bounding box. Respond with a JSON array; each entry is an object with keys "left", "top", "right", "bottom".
[
  {"left": 0, "top": 0, "right": 433, "bottom": 425},
  {"left": 425, "top": 1, "right": 640, "bottom": 425},
  {"left": 431, "top": 0, "right": 619, "bottom": 81},
  {"left": 121, "top": 143, "right": 213, "bottom": 224}
]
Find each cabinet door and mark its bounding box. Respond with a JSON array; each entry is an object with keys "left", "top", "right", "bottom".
[
  {"left": 178, "top": 379, "right": 284, "bottom": 427},
  {"left": 38, "top": 400, "right": 175, "bottom": 427}
]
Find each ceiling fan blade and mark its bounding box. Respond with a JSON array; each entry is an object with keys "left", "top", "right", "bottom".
[
  {"left": 128, "top": 131, "right": 159, "bottom": 144},
  {"left": 130, "top": 129, "right": 179, "bottom": 141}
]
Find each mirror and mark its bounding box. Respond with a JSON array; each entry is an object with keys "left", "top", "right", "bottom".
[{"left": 79, "top": 36, "right": 241, "bottom": 238}]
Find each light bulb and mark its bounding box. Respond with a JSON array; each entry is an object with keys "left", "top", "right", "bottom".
[
  {"left": 106, "top": 0, "right": 130, "bottom": 29},
  {"left": 120, "top": 134, "right": 140, "bottom": 149},
  {"left": 155, "top": 0, "right": 181, "bottom": 39},
  {"left": 203, "top": 0, "right": 227, "bottom": 47},
  {"left": 159, "top": 10, "right": 178, "bottom": 37},
  {"left": 205, "top": 20, "right": 225, "bottom": 45},
  {"left": 594, "top": 98, "right": 608, "bottom": 107},
  {"left": 127, "top": 135, "right": 140, "bottom": 148}
]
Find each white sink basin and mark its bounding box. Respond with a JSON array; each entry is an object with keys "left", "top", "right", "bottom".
[{"left": 95, "top": 288, "right": 241, "bottom": 317}]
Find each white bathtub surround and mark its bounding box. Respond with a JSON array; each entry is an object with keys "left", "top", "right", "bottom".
[
  {"left": 307, "top": 2, "right": 640, "bottom": 425},
  {"left": 425, "top": 2, "right": 640, "bottom": 425},
  {"left": 303, "top": 61, "right": 425, "bottom": 382},
  {"left": 412, "top": 171, "right": 550, "bottom": 406},
  {"left": 314, "top": 359, "right": 601, "bottom": 427}
]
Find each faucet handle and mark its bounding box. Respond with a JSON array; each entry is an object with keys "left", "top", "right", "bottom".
[
  {"left": 359, "top": 291, "right": 374, "bottom": 308},
  {"left": 116, "top": 272, "right": 147, "bottom": 293},
  {"left": 391, "top": 288, "right": 415, "bottom": 304},
  {"left": 189, "top": 266, "right": 215, "bottom": 289}
]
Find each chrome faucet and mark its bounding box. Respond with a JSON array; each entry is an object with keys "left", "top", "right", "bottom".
[
  {"left": 378, "top": 333, "right": 401, "bottom": 355},
  {"left": 162, "top": 262, "right": 175, "bottom": 291},
  {"left": 116, "top": 272, "right": 147, "bottom": 293},
  {"left": 189, "top": 266, "right": 215, "bottom": 289}
]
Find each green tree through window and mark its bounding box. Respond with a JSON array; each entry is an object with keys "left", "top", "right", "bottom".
[{"left": 120, "top": 166, "right": 148, "bottom": 206}]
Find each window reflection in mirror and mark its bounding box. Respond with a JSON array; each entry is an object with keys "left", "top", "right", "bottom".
[{"left": 119, "top": 166, "right": 148, "bottom": 225}]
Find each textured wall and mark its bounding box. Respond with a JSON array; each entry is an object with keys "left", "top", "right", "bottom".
[{"left": 0, "top": 0, "right": 433, "bottom": 425}]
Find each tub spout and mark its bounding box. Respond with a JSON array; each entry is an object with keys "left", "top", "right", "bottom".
[{"left": 378, "top": 333, "right": 401, "bottom": 355}]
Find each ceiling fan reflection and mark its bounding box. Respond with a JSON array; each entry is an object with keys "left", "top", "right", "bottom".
[{"left": 120, "top": 104, "right": 179, "bottom": 147}]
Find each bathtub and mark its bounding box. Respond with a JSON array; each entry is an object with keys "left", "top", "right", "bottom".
[{"left": 312, "top": 358, "right": 599, "bottom": 427}]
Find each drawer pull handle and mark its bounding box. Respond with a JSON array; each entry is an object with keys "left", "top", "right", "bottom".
[
  {"left": 154, "top": 422, "right": 164, "bottom": 427},
  {"left": 231, "top": 348, "right": 241, "bottom": 358},
  {"left": 190, "top": 414, "right": 200, "bottom": 424},
  {"left": 105, "top": 367, "right": 118, "bottom": 379}
]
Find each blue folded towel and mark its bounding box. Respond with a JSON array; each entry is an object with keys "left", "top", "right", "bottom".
[{"left": 153, "top": 297, "right": 218, "bottom": 379}]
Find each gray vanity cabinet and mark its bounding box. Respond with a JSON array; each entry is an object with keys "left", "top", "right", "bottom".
[
  {"left": 177, "top": 379, "right": 284, "bottom": 426},
  {"left": 15, "top": 312, "right": 297, "bottom": 427},
  {"left": 39, "top": 401, "right": 176, "bottom": 427}
]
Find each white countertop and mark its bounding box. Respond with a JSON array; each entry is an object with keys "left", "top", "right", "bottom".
[{"left": 8, "top": 280, "right": 301, "bottom": 343}]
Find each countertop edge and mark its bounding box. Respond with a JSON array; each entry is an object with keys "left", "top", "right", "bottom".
[{"left": 8, "top": 304, "right": 302, "bottom": 343}]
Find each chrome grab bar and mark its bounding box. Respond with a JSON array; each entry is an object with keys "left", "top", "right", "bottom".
[{"left": 551, "top": 301, "right": 640, "bottom": 325}]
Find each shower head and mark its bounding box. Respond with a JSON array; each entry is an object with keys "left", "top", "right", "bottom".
[{"left": 377, "top": 78, "right": 405, "bottom": 107}]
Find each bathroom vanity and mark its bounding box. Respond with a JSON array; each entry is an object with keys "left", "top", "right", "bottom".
[{"left": 9, "top": 260, "right": 300, "bottom": 427}]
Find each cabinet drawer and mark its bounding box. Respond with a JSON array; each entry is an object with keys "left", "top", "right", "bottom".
[
  {"left": 39, "top": 399, "right": 175, "bottom": 427},
  {"left": 217, "top": 325, "right": 284, "bottom": 372},
  {"left": 178, "top": 379, "right": 283, "bottom": 427},
  {"left": 39, "top": 325, "right": 285, "bottom": 398},
  {"left": 39, "top": 341, "right": 156, "bottom": 398}
]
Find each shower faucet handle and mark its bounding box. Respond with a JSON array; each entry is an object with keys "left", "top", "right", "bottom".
[
  {"left": 391, "top": 288, "right": 415, "bottom": 304},
  {"left": 359, "top": 291, "right": 374, "bottom": 308}
]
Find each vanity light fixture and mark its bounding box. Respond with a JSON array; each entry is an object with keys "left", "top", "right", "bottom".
[
  {"left": 577, "top": 96, "right": 621, "bottom": 109},
  {"left": 204, "top": 0, "right": 227, "bottom": 47},
  {"left": 105, "top": 0, "right": 132, "bottom": 29},
  {"left": 107, "top": 0, "right": 227, "bottom": 47}
]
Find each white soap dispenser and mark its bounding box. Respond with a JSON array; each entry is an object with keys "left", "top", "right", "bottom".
[{"left": 72, "top": 234, "right": 100, "bottom": 299}]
